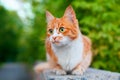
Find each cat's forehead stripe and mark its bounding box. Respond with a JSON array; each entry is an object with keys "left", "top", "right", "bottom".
[{"left": 51, "top": 18, "right": 63, "bottom": 28}]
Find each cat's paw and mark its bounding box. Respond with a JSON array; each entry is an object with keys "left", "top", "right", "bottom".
[
  {"left": 72, "top": 67, "right": 85, "bottom": 75},
  {"left": 52, "top": 69, "right": 66, "bottom": 75}
]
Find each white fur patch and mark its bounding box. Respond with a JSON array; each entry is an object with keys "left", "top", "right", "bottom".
[{"left": 51, "top": 35, "right": 84, "bottom": 71}]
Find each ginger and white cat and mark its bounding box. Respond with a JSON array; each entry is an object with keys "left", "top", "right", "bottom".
[{"left": 34, "top": 5, "right": 92, "bottom": 75}]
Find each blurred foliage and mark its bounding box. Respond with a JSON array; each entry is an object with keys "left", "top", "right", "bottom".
[
  {"left": 0, "top": 6, "right": 23, "bottom": 62},
  {"left": 0, "top": 0, "right": 120, "bottom": 72}
]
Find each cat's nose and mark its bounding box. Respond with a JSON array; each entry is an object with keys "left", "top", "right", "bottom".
[{"left": 52, "top": 37, "right": 57, "bottom": 40}]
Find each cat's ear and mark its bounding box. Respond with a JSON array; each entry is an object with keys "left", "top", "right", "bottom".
[
  {"left": 63, "top": 5, "right": 76, "bottom": 23},
  {"left": 46, "top": 11, "right": 54, "bottom": 23}
]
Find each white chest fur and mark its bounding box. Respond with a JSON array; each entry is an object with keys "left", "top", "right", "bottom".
[{"left": 52, "top": 36, "right": 84, "bottom": 71}]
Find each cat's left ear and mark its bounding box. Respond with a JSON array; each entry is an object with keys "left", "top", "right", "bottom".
[
  {"left": 63, "top": 5, "right": 77, "bottom": 23},
  {"left": 46, "top": 11, "right": 54, "bottom": 23}
]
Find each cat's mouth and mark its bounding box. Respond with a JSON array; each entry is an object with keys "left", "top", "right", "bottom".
[{"left": 52, "top": 41, "right": 60, "bottom": 44}]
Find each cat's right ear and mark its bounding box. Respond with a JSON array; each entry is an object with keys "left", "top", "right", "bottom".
[{"left": 46, "top": 11, "right": 54, "bottom": 23}]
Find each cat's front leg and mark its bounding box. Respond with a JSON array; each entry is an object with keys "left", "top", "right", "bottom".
[
  {"left": 72, "top": 52, "right": 92, "bottom": 75},
  {"left": 52, "top": 65, "right": 66, "bottom": 75},
  {"left": 72, "top": 64, "right": 86, "bottom": 75}
]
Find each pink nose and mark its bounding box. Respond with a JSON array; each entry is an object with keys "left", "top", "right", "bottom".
[{"left": 52, "top": 37, "right": 57, "bottom": 40}]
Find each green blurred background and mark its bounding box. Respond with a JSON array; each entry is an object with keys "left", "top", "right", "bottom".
[{"left": 0, "top": 0, "right": 120, "bottom": 72}]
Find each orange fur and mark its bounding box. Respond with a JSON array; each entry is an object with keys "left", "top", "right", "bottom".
[
  {"left": 34, "top": 5, "right": 92, "bottom": 75},
  {"left": 45, "top": 40, "right": 58, "bottom": 63},
  {"left": 47, "top": 18, "right": 79, "bottom": 40}
]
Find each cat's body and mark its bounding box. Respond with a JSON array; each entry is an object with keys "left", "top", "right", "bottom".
[
  {"left": 34, "top": 5, "right": 92, "bottom": 75},
  {"left": 50, "top": 34, "right": 83, "bottom": 71}
]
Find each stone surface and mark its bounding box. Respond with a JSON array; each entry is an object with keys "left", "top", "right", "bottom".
[
  {"left": 0, "top": 63, "right": 32, "bottom": 80},
  {"left": 39, "top": 68, "right": 120, "bottom": 80}
]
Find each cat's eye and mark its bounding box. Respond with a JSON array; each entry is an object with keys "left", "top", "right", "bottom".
[
  {"left": 48, "top": 29, "right": 53, "bottom": 34},
  {"left": 59, "top": 27, "right": 65, "bottom": 32}
]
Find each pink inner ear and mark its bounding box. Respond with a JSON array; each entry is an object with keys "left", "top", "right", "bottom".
[
  {"left": 63, "top": 5, "right": 76, "bottom": 23},
  {"left": 46, "top": 11, "right": 54, "bottom": 23}
]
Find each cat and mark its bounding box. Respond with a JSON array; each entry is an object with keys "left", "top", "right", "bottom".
[{"left": 34, "top": 5, "right": 92, "bottom": 75}]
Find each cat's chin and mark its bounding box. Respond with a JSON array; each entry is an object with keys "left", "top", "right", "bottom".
[
  {"left": 52, "top": 42, "right": 69, "bottom": 48},
  {"left": 51, "top": 36, "right": 72, "bottom": 48}
]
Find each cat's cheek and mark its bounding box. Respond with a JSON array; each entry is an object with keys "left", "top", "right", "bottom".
[
  {"left": 60, "top": 36, "right": 72, "bottom": 45},
  {"left": 49, "top": 36, "right": 53, "bottom": 42}
]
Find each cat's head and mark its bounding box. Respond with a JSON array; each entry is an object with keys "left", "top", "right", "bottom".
[{"left": 46, "top": 5, "right": 80, "bottom": 47}]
